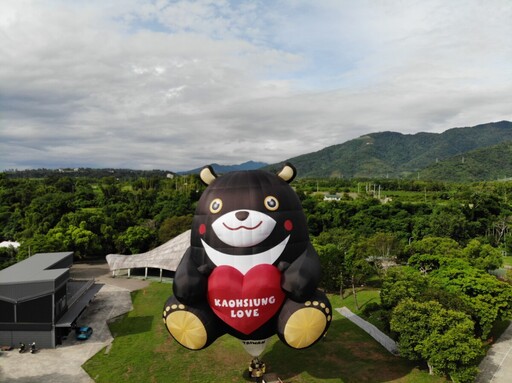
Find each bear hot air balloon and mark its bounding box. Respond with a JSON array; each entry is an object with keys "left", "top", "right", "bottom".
[{"left": 163, "top": 163, "right": 332, "bottom": 371}]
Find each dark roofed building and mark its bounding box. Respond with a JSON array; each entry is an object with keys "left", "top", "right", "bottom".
[{"left": 0, "top": 252, "right": 100, "bottom": 348}]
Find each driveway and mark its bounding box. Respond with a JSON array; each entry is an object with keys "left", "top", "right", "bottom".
[{"left": 0, "top": 262, "right": 148, "bottom": 383}]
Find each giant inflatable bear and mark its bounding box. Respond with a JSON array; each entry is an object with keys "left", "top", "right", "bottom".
[{"left": 163, "top": 163, "right": 331, "bottom": 351}]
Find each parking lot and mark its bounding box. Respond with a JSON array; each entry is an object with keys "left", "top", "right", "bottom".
[{"left": 0, "top": 262, "right": 148, "bottom": 383}]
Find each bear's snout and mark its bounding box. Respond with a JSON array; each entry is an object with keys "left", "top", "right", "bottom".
[{"left": 235, "top": 211, "right": 250, "bottom": 221}]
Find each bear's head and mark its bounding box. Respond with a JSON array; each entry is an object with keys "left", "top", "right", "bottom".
[{"left": 191, "top": 163, "right": 309, "bottom": 274}]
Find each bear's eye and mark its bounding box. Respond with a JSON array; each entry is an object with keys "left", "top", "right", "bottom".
[
  {"left": 264, "top": 196, "right": 279, "bottom": 211},
  {"left": 209, "top": 198, "right": 223, "bottom": 214}
]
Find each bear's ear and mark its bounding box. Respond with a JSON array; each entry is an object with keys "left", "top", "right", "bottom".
[
  {"left": 200, "top": 165, "right": 218, "bottom": 185},
  {"left": 276, "top": 162, "right": 297, "bottom": 183}
]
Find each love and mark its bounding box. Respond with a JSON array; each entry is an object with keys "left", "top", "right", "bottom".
[{"left": 230, "top": 308, "right": 260, "bottom": 318}]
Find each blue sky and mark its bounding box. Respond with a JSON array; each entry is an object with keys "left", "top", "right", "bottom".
[{"left": 1, "top": 0, "right": 512, "bottom": 172}]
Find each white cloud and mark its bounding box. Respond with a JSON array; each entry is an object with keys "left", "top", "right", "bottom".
[{"left": 1, "top": 0, "right": 512, "bottom": 171}]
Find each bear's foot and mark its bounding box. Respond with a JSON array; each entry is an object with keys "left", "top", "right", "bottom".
[
  {"left": 163, "top": 296, "right": 217, "bottom": 350},
  {"left": 277, "top": 290, "right": 332, "bottom": 349}
]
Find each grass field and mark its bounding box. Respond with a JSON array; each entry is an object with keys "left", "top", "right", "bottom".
[
  {"left": 83, "top": 283, "right": 447, "bottom": 383},
  {"left": 504, "top": 255, "right": 512, "bottom": 267}
]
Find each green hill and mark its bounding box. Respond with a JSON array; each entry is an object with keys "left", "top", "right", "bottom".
[
  {"left": 268, "top": 120, "right": 512, "bottom": 180},
  {"left": 419, "top": 141, "right": 512, "bottom": 182}
]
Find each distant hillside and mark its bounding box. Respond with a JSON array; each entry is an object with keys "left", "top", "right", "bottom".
[
  {"left": 419, "top": 141, "right": 512, "bottom": 182},
  {"left": 268, "top": 121, "right": 512, "bottom": 180},
  {"left": 179, "top": 161, "right": 267, "bottom": 175},
  {"left": 3, "top": 168, "right": 175, "bottom": 179}
]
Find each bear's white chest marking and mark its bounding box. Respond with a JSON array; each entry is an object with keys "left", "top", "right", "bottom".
[{"left": 201, "top": 235, "right": 290, "bottom": 275}]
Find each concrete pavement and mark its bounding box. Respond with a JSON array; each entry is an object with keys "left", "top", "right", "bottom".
[
  {"left": 476, "top": 321, "right": 512, "bottom": 383},
  {"left": 0, "top": 262, "right": 147, "bottom": 383}
]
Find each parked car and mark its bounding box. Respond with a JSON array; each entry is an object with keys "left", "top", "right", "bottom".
[{"left": 75, "top": 326, "right": 93, "bottom": 340}]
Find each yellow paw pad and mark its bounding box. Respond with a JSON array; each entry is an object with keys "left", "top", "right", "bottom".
[
  {"left": 165, "top": 310, "right": 207, "bottom": 350},
  {"left": 283, "top": 307, "right": 328, "bottom": 349}
]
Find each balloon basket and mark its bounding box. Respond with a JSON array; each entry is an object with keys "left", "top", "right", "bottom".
[{"left": 248, "top": 357, "right": 266, "bottom": 382}]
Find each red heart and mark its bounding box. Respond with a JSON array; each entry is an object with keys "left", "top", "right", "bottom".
[{"left": 207, "top": 264, "right": 285, "bottom": 335}]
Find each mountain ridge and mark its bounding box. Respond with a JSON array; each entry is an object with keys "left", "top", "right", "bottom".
[
  {"left": 266, "top": 120, "right": 512, "bottom": 180},
  {"left": 178, "top": 160, "right": 268, "bottom": 175},
  {"left": 419, "top": 141, "right": 512, "bottom": 182}
]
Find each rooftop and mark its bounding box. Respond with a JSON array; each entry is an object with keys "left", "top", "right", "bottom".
[{"left": 0, "top": 252, "right": 73, "bottom": 284}]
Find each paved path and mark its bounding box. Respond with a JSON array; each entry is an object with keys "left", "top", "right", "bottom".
[
  {"left": 336, "top": 307, "right": 398, "bottom": 355},
  {"left": 0, "top": 262, "right": 148, "bottom": 383},
  {"left": 476, "top": 321, "right": 512, "bottom": 383}
]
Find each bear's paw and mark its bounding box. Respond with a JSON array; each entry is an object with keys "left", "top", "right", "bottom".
[
  {"left": 163, "top": 298, "right": 208, "bottom": 350},
  {"left": 277, "top": 291, "right": 332, "bottom": 349}
]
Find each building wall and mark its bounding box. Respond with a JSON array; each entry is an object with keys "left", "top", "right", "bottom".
[
  {"left": 0, "top": 299, "right": 14, "bottom": 322},
  {"left": 0, "top": 293, "right": 55, "bottom": 348},
  {"left": 0, "top": 281, "right": 54, "bottom": 302},
  {"left": 0, "top": 330, "right": 13, "bottom": 346},
  {"left": 0, "top": 329, "right": 55, "bottom": 349}
]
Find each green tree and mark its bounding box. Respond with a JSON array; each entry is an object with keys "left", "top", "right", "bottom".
[
  {"left": 117, "top": 225, "right": 157, "bottom": 254},
  {"left": 391, "top": 299, "right": 483, "bottom": 382},
  {"left": 406, "top": 236, "right": 461, "bottom": 258},
  {"left": 0, "top": 245, "right": 17, "bottom": 268},
  {"left": 73, "top": 180, "right": 98, "bottom": 208},
  {"left": 429, "top": 203, "right": 468, "bottom": 243},
  {"left": 17, "top": 233, "right": 64, "bottom": 260},
  {"left": 24, "top": 192, "right": 74, "bottom": 235},
  {"left": 314, "top": 228, "right": 355, "bottom": 296},
  {"left": 346, "top": 240, "right": 375, "bottom": 309},
  {"left": 431, "top": 265, "right": 512, "bottom": 338},
  {"left": 380, "top": 266, "right": 428, "bottom": 309},
  {"left": 158, "top": 215, "right": 193, "bottom": 243},
  {"left": 315, "top": 243, "right": 344, "bottom": 294},
  {"left": 461, "top": 239, "right": 502, "bottom": 271},
  {"left": 63, "top": 222, "right": 102, "bottom": 258},
  {"left": 364, "top": 232, "right": 403, "bottom": 275}
]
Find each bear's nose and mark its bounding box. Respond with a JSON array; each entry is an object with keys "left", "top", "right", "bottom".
[{"left": 235, "top": 211, "right": 250, "bottom": 221}]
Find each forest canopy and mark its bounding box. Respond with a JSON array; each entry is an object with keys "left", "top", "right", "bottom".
[{"left": 2, "top": 171, "right": 512, "bottom": 382}]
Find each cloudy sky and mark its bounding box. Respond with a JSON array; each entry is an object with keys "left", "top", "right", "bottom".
[{"left": 1, "top": 0, "right": 512, "bottom": 172}]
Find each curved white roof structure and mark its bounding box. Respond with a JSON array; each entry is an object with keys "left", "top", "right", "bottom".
[{"left": 106, "top": 230, "right": 190, "bottom": 273}]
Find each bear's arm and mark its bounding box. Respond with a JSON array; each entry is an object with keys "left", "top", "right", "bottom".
[
  {"left": 280, "top": 242, "right": 321, "bottom": 302},
  {"left": 172, "top": 247, "right": 209, "bottom": 304}
]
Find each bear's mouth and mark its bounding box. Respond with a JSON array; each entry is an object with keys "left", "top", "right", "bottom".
[
  {"left": 212, "top": 210, "right": 276, "bottom": 247},
  {"left": 201, "top": 235, "right": 290, "bottom": 275},
  {"left": 222, "top": 221, "right": 263, "bottom": 231}
]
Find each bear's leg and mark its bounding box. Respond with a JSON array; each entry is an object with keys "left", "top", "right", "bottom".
[
  {"left": 277, "top": 290, "right": 332, "bottom": 349},
  {"left": 163, "top": 296, "right": 224, "bottom": 350}
]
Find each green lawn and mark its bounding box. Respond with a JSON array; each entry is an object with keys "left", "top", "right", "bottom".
[
  {"left": 504, "top": 255, "right": 512, "bottom": 267},
  {"left": 330, "top": 289, "right": 381, "bottom": 312},
  {"left": 83, "top": 283, "right": 446, "bottom": 383}
]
